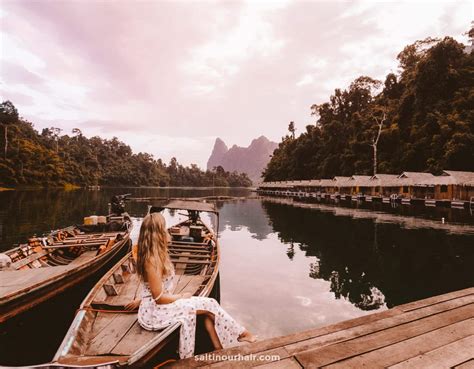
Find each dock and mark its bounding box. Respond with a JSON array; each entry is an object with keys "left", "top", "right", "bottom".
[{"left": 167, "top": 287, "right": 474, "bottom": 368}]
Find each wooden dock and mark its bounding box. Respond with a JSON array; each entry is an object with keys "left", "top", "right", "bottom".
[{"left": 167, "top": 287, "right": 474, "bottom": 368}]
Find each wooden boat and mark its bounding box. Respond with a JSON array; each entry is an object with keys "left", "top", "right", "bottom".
[
  {"left": 0, "top": 197, "right": 133, "bottom": 323},
  {"left": 53, "top": 200, "right": 220, "bottom": 368}
]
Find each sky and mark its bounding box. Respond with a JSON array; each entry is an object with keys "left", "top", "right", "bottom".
[{"left": 0, "top": 0, "right": 472, "bottom": 168}]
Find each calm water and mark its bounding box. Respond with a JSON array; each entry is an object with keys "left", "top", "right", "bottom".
[{"left": 1, "top": 188, "right": 473, "bottom": 365}]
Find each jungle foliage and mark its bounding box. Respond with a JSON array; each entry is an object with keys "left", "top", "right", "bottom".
[
  {"left": 0, "top": 103, "right": 252, "bottom": 188},
  {"left": 263, "top": 36, "right": 474, "bottom": 181}
]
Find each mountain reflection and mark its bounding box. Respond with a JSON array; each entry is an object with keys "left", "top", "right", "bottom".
[
  {"left": 215, "top": 199, "right": 273, "bottom": 240},
  {"left": 260, "top": 200, "right": 474, "bottom": 309}
]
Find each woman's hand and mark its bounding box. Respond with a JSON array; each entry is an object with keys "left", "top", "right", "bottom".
[{"left": 124, "top": 298, "right": 141, "bottom": 311}]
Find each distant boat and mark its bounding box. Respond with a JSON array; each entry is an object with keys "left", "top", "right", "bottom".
[
  {"left": 0, "top": 196, "right": 133, "bottom": 323},
  {"left": 53, "top": 200, "right": 220, "bottom": 368}
]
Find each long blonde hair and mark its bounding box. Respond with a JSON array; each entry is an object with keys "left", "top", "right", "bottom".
[{"left": 136, "top": 212, "right": 173, "bottom": 281}]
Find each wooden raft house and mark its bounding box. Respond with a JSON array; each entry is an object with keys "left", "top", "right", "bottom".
[
  {"left": 167, "top": 287, "right": 474, "bottom": 369},
  {"left": 258, "top": 170, "right": 474, "bottom": 208}
]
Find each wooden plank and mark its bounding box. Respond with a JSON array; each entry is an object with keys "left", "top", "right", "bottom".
[
  {"left": 255, "top": 357, "right": 302, "bottom": 368},
  {"left": 327, "top": 318, "right": 474, "bottom": 368},
  {"left": 168, "top": 247, "right": 210, "bottom": 254},
  {"left": 111, "top": 320, "right": 157, "bottom": 355},
  {"left": 103, "top": 284, "right": 119, "bottom": 296},
  {"left": 171, "top": 259, "right": 211, "bottom": 265},
  {"left": 0, "top": 266, "right": 70, "bottom": 298},
  {"left": 397, "top": 287, "right": 474, "bottom": 312},
  {"left": 285, "top": 294, "right": 474, "bottom": 356},
  {"left": 455, "top": 359, "right": 474, "bottom": 369},
  {"left": 11, "top": 250, "right": 49, "bottom": 269},
  {"left": 174, "top": 275, "right": 194, "bottom": 294},
  {"left": 107, "top": 273, "right": 140, "bottom": 305},
  {"left": 113, "top": 272, "right": 124, "bottom": 284},
  {"left": 88, "top": 312, "right": 119, "bottom": 342},
  {"left": 180, "top": 276, "right": 206, "bottom": 295},
  {"left": 86, "top": 313, "right": 138, "bottom": 355},
  {"left": 58, "top": 355, "right": 128, "bottom": 366},
  {"left": 170, "top": 253, "right": 210, "bottom": 259},
  {"left": 68, "top": 250, "right": 97, "bottom": 265},
  {"left": 207, "top": 347, "right": 289, "bottom": 369},
  {"left": 294, "top": 303, "right": 474, "bottom": 367},
  {"left": 45, "top": 242, "right": 106, "bottom": 249},
  {"left": 166, "top": 308, "right": 404, "bottom": 368},
  {"left": 170, "top": 242, "right": 208, "bottom": 248},
  {"left": 174, "top": 253, "right": 190, "bottom": 274},
  {"left": 171, "top": 241, "right": 208, "bottom": 246},
  {"left": 389, "top": 335, "right": 474, "bottom": 369}
]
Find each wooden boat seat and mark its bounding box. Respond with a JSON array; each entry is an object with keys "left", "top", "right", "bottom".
[
  {"left": 168, "top": 247, "right": 210, "bottom": 254},
  {"left": 171, "top": 259, "right": 211, "bottom": 265},
  {"left": 11, "top": 250, "right": 49, "bottom": 270}
]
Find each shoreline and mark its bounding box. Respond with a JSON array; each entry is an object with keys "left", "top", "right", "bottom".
[{"left": 0, "top": 185, "right": 254, "bottom": 191}]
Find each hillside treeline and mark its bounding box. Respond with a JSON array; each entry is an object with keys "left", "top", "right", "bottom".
[
  {"left": 0, "top": 103, "right": 252, "bottom": 187},
  {"left": 263, "top": 36, "right": 474, "bottom": 181}
]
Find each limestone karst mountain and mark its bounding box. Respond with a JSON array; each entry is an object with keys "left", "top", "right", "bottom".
[{"left": 206, "top": 136, "right": 278, "bottom": 183}]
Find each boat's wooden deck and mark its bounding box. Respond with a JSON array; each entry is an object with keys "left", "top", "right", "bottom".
[
  {"left": 0, "top": 251, "right": 98, "bottom": 300},
  {"left": 167, "top": 287, "right": 474, "bottom": 368},
  {"left": 84, "top": 271, "right": 208, "bottom": 357}
]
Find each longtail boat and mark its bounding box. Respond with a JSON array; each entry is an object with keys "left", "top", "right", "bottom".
[
  {"left": 53, "top": 200, "right": 220, "bottom": 368},
  {"left": 0, "top": 195, "right": 133, "bottom": 323}
]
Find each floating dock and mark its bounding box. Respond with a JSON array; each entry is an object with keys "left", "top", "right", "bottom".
[
  {"left": 167, "top": 287, "right": 474, "bottom": 368},
  {"left": 259, "top": 190, "right": 473, "bottom": 210}
]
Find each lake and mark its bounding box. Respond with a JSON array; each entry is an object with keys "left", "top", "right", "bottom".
[{"left": 1, "top": 188, "right": 473, "bottom": 365}]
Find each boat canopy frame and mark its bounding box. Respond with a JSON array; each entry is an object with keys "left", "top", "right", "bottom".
[{"left": 149, "top": 199, "right": 220, "bottom": 237}]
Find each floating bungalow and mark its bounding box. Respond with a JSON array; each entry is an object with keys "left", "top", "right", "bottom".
[
  {"left": 370, "top": 174, "right": 401, "bottom": 197},
  {"left": 257, "top": 170, "right": 474, "bottom": 209},
  {"left": 341, "top": 175, "right": 372, "bottom": 195}
]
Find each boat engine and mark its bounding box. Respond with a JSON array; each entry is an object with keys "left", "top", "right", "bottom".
[{"left": 111, "top": 194, "right": 131, "bottom": 215}]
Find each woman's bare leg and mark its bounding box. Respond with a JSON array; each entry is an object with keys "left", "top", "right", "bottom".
[{"left": 197, "top": 310, "right": 222, "bottom": 350}]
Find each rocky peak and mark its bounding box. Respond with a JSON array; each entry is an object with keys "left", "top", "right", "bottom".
[{"left": 206, "top": 135, "right": 278, "bottom": 182}]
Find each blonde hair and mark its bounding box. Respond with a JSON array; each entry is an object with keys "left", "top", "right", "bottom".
[{"left": 136, "top": 212, "right": 173, "bottom": 281}]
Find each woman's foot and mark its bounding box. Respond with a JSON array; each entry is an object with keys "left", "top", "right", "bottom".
[{"left": 238, "top": 330, "right": 257, "bottom": 343}]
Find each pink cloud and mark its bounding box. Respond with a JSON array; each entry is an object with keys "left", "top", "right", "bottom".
[
  {"left": 0, "top": 0, "right": 471, "bottom": 167},
  {"left": 1, "top": 60, "right": 44, "bottom": 85}
]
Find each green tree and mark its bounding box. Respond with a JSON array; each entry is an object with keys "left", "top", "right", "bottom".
[{"left": 0, "top": 100, "right": 19, "bottom": 159}]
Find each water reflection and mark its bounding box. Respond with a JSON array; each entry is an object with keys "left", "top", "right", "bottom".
[
  {"left": 215, "top": 199, "right": 273, "bottom": 239},
  {"left": 260, "top": 199, "right": 474, "bottom": 309},
  {"left": 0, "top": 189, "right": 473, "bottom": 364},
  {"left": 0, "top": 188, "right": 251, "bottom": 252}
]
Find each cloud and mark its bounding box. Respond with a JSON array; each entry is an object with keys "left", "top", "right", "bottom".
[
  {"left": 0, "top": 0, "right": 471, "bottom": 168},
  {"left": 0, "top": 60, "right": 44, "bottom": 86},
  {"left": 181, "top": 0, "right": 287, "bottom": 96}
]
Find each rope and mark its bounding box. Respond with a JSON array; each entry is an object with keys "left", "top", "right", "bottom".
[
  {"left": 76, "top": 306, "right": 138, "bottom": 314},
  {"left": 154, "top": 359, "right": 177, "bottom": 368}
]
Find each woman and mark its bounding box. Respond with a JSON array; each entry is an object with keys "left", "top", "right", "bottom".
[{"left": 129, "top": 212, "right": 256, "bottom": 359}]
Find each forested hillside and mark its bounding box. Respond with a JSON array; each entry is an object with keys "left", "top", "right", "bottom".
[
  {"left": 0, "top": 102, "right": 252, "bottom": 188},
  {"left": 263, "top": 36, "right": 474, "bottom": 181}
]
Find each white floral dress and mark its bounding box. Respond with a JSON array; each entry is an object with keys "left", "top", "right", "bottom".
[{"left": 137, "top": 267, "right": 245, "bottom": 359}]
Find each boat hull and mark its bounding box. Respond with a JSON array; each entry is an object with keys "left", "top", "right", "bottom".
[
  {"left": 54, "top": 207, "right": 220, "bottom": 368},
  {"left": 0, "top": 235, "right": 131, "bottom": 323}
]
